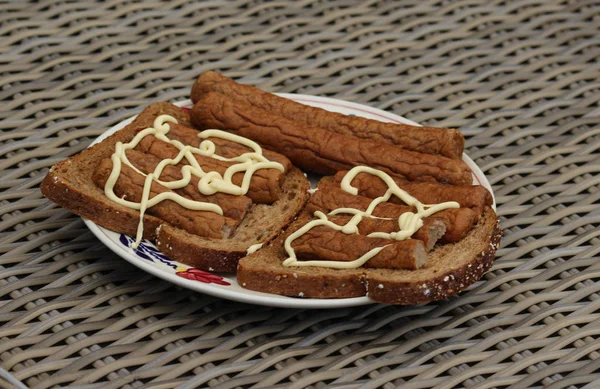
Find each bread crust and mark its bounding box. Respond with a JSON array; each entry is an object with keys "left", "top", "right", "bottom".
[
  {"left": 237, "top": 267, "right": 367, "bottom": 299},
  {"left": 366, "top": 217, "right": 502, "bottom": 304},
  {"left": 42, "top": 165, "right": 162, "bottom": 241},
  {"left": 156, "top": 226, "right": 246, "bottom": 273}
]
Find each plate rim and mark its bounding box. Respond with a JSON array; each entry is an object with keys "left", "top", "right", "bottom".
[{"left": 84, "top": 94, "right": 495, "bottom": 308}]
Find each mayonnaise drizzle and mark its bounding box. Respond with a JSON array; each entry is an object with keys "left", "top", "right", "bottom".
[
  {"left": 283, "top": 166, "right": 459, "bottom": 268},
  {"left": 246, "top": 243, "right": 264, "bottom": 255},
  {"left": 105, "top": 114, "right": 284, "bottom": 248}
]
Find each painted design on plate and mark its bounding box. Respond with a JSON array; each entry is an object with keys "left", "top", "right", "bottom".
[
  {"left": 175, "top": 266, "right": 231, "bottom": 285},
  {"left": 118, "top": 234, "right": 230, "bottom": 286},
  {"left": 119, "top": 234, "right": 176, "bottom": 268}
]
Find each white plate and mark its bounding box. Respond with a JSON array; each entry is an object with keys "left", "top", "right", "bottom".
[{"left": 85, "top": 94, "right": 495, "bottom": 309}]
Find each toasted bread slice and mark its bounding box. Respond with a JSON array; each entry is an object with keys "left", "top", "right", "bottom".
[
  {"left": 41, "top": 102, "right": 310, "bottom": 272},
  {"left": 237, "top": 207, "right": 501, "bottom": 304}
]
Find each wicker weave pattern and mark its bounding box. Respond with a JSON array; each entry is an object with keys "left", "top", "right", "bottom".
[{"left": 1, "top": 1, "right": 600, "bottom": 388}]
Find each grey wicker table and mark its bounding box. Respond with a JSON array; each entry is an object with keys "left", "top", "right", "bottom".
[{"left": 2, "top": 1, "right": 600, "bottom": 388}]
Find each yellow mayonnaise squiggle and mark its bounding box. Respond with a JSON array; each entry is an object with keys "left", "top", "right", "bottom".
[
  {"left": 105, "top": 114, "right": 284, "bottom": 248},
  {"left": 282, "top": 166, "right": 460, "bottom": 268}
]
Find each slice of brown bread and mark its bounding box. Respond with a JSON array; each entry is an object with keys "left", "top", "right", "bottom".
[
  {"left": 41, "top": 102, "right": 310, "bottom": 273},
  {"left": 155, "top": 167, "right": 309, "bottom": 272},
  {"left": 237, "top": 207, "right": 501, "bottom": 304}
]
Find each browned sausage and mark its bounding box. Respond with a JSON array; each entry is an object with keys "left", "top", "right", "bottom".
[
  {"left": 328, "top": 171, "right": 492, "bottom": 208},
  {"left": 191, "top": 92, "right": 473, "bottom": 185},
  {"left": 125, "top": 149, "right": 252, "bottom": 221},
  {"left": 191, "top": 71, "right": 464, "bottom": 159},
  {"left": 136, "top": 135, "right": 283, "bottom": 204},
  {"left": 93, "top": 159, "right": 237, "bottom": 239},
  {"left": 292, "top": 227, "right": 427, "bottom": 270},
  {"left": 166, "top": 122, "right": 292, "bottom": 172},
  {"left": 326, "top": 215, "right": 446, "bottom": 251},
  {"left": 307, "top": 188, "right": 478, "bottom": 243}
]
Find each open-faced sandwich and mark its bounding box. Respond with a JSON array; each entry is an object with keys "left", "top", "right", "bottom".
[
  {"left": 41, "top": 102, "right": 310, "bottom": 272},
  {"left": 42, "top": 71, "right": 501, "bottom": 305}
]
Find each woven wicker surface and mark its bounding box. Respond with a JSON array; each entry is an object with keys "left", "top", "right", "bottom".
[{"left": 1, "top": 0, "right": 600, "bottom": 388}]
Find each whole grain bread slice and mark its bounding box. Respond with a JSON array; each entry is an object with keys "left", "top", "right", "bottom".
[
  {"left": 155, "top": 167, "right": 309, "bottom": 272},
  {"left": 41, "top": 102, "right": 310, "bottom": 272},
  {"left": 237, "top": 207, "right": 501, "bottom": 304}
]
